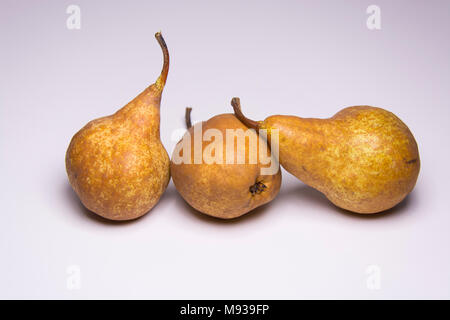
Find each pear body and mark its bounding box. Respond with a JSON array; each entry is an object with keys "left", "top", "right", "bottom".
[
  {"left": 66, "top": 32, "right": 170, "bottom": 221},
  {"left": 171, "top": 114, "right": 281, "bottom": 219},
  {"left": 264, "top": 106, "right": 420, "bottom": 213},
  {"left": 66, "top": 87, "right": 170, "bottom": 220}
]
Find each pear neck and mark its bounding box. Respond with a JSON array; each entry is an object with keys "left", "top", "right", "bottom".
[{"left": 115, "top": 88, "right": 161, "bottom": 136}]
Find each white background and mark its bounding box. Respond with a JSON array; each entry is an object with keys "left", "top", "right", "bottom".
[{"left": 1, "top": 0, "right": 449, "bottom": 299}]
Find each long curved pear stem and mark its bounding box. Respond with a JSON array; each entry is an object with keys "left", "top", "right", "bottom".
[
  {"left": 155, "top": 32, "right": 169, "bottom": 90},
  {"left": 185, "top": 107, "right": 192, "bottom": 129},
  {"left": 231, "top": 97, "right": 260, "bottom": 130}
]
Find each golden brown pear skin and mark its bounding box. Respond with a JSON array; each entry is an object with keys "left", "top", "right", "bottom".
[
  {"left": 170, "top": 107, "right": 282, "bottom": 219},
  {"left": 65, "top": 32, "right": 170, "bottom": 221},
  {"left": 233, "top": 99, "right": 420, "bottom": 214}
]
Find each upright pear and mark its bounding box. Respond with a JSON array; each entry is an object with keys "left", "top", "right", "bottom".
[
  {"left": 232, "top": 98, "right": 420, "bottom": 214},
  {"left": 171, "top": 106, "right": 282, "bottom": 219},
  {"left": 65, "top": 32, "right": 170, "bottom": 221}
]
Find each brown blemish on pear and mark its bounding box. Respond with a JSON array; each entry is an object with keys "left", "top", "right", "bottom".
[
  {"left": 232, "top": 98, "right": 420, "bottom": 214},
  {"left": 65, "top": 32, "right": 171, "bottom": 221},
  {"left": 170, "top": 107, "right": 282, "bottom": 219}
]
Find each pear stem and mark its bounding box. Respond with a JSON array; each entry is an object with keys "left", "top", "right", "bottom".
[
  {"left": 231, "top": 97, "right": 260, "bottom": 130},
  {"left": 185, "top": 107, "right": 192, "bottom": 129},
  {"left": 155, "top": 32, "right": 169, "bottom": 89}
]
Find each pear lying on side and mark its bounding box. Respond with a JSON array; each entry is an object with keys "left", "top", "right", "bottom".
[
  {"left": 65, "top": 32, "right": 171, "bottom": 221},
  {"left": 232, "top": 98, "right": 420, "bottom": 214},
  {"left": 171, "top": 106, "right": 282, "bottom": 219}
]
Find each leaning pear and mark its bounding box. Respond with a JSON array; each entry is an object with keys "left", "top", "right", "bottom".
[{"left": 232, "top": 98, "right": 420, "bottom": 214}]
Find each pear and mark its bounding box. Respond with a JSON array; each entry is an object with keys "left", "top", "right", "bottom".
[
  {"left": 232, "top": 98, "right": 420, "bottom": 214},
  {"left": 65, "top": 32, "right": 170, "bottom": 221},
  {"left": 170, "top": 105, "right": 282, "bottom": 219}
]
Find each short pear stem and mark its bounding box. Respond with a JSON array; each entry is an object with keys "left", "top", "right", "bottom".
[
  {"left": 231, "top": 97, "right": 260, "bottom": 130},
  {"left": 155, "top": 32, "right": 169, "bottom": 89},
  {"left": 185, "top": 107, "right": 192, "bottom": 129}
]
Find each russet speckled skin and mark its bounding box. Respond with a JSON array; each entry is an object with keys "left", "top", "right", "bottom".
[
  {"left": 261, "top": 106, "right": 420, "bottom": 213},
  {"left": 65, "top": 33, "right": 170, "bottom": 221},
  {"left": 171, "top": 114, "right": 282, "bottom": 219}
]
